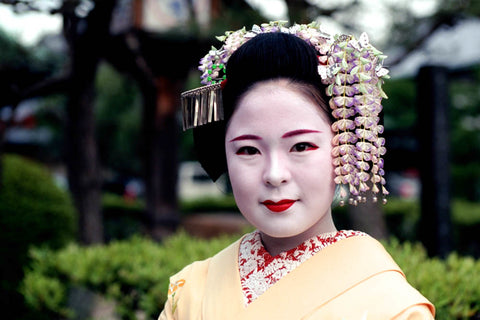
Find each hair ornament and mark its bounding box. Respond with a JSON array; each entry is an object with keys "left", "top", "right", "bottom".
[
  {"left": 181, "top": 83, "right": 223, "bottom": 130},
  {"left": 181, "top": 21, "right": 391, "bottom": 205},
  {"left": 321, "top": 32, "right": 390, "bottom": 205}
]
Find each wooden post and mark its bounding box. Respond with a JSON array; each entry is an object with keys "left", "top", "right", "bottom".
[{"left": 417, "top": 66, "right": 453, "bottom": 258}]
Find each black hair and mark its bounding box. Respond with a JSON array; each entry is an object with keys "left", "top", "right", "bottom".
[{"left": 193, "top": 32, "right": 330, "bottom": 181}]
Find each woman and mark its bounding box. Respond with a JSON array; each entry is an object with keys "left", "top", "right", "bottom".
[{"left": 159, "top": 21, "right": 435, "bottom": 319}]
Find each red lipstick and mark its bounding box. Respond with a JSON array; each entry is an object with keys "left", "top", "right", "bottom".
[{"left": 262, "top": 199, "right": 296, "bottom": 213}]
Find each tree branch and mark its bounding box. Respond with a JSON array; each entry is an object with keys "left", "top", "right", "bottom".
[
  {"left": 21, "top": 74, "right": 71, "bottom": 100},
  {"left": 388, "top": 14, "right": 458, "bottom": 67}
]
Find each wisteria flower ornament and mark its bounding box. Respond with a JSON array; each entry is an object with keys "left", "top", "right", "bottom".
[
  {"left": 182, "top": 20, "right": 391, "bottom": 205},
  {"left": 322, "top": 32, "right": 390, "bottom": 205}
]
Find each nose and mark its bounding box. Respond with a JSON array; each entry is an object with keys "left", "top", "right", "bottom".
[{"left": 263, "top": 153, "right": 290, "bottom": 187}]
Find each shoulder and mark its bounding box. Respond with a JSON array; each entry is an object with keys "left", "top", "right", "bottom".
[
  {"left": 333, "top": 233, "right": 402, "bottom": 272},
  {"left": 170, "top": 258, "right": 211, "bottom": 285},
  {"left": 170, "top": 235, "right": 243, "bottom": 284},
  {"left": 158, "top": 258, "right": 211, "bottom": 320},
  {"left": 159, "top": 238, "right": 243, "bottom": 320},
  {"left": 160, "top": 258, "right": 211, "bottom": 319},
  {"left": 393, "top": 305, "right": 435, "bottom": 320},
  {"left": 331, "top": 235, "right": 436, "bottom": 318}
]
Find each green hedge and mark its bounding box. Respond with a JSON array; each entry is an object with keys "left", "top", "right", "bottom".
[
  {"left": 21, "top": 232, "right": 479, "bottom": 320},
  {"left": 180, "top": 195, "right": 238, "bottom": 213},
  {"left": 21, "top": 232, "right": 240, "bottom": 320},
  {"left": 0, "top": 154, "right": 77, "bottom": 318},
  {"left": 331, "top": 198, "right": 480, "bottom": 255},
  {"left": 102, "top": 193, "right": 145, "bottom": 242}
]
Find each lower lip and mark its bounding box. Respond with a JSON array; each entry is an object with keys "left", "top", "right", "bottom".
[{"left": 263, "top": 201, "right": 296, "bottom": 213}]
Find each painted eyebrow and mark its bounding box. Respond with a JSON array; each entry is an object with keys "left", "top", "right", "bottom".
[
  {"left": 229, "top": 134, "right": 262, "bottom": 142},
  {"left": 281, "top": 129, "right": 321, "bottom": 138}
]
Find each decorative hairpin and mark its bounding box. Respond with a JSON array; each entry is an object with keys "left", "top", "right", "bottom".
[
  {"left": 181, "top": 83, "right": 223, "bottom": 130},
  {"left": 181, "top": 21, "right": 391, "bottom": 205}
]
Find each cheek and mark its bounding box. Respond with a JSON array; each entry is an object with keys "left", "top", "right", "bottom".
[
  {"left": 301, "top": 150, "right": 335, "bottom": 189},
  {"left": 227, "top": 163, "right": 257, "bottom": 212},
  {"left": 225, "top": 152, "right": 253, "bottom": 196}
]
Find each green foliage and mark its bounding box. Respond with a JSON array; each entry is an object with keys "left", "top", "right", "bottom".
[
  {"left": 102, "top": 193, "right": 145, "bottom": 242},
  {"left": 0, "top": 154, "right": 77, "bottom": 316},
  {"left": 383, "top": 69, "right": 480, "bottom": 201},
  {"left": 0, "top": 153, "right": 77, "bottom": 264},
  {"left": 103, "top": 192, "right": 145, "bottom": 211},
  {"left": 21, "top": 232, "right": 241, "bottom": 320},
  {"left": 449, "top": 66, "right": 480, "bottom": 201},
  {"left": 95, "top": 63, "right": 143, "bottom": 176},
  {"left": 376, "top": 198, "right": 480, "bottom": 255},
  {"left": 383, "top": 78, "right": 417, "bottom": 130},
  {"left": 453, "top": 199, "right": 480, "bottom": 225},
  {"left": 21, "top": 232, "right": 479, "bottom": 320},
  {"left": 380, "top": 198, "right": 420, "bottom": 241},
  {"left": 0, "top": 27, "right": 30, "bottom": 68},
  {"left": 385, "top": 239, "right": 480, "bottom": 320},
  {"left": 0, "top": 25, "right": 65, "bottom": 75},
  {"left": 180, "top": 194, "right": 238, "bottom": 213},
  {"left": 100, "top": 192, "right": 480, "bottom": 256},
  {"left": 100, "top": 192, "right": 240, "bottom": 241},
  {"left": 436, "top": 0, "right": 480, "bottom": 17}
]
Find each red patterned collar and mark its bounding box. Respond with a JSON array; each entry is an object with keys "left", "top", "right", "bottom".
[{"left": 238, "top": 230, "right": 367, "bottom": 305}]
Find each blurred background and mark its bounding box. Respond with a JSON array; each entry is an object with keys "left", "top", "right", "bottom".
[{"left": 0, "top": 0, "right": 479, "bottom": 319}]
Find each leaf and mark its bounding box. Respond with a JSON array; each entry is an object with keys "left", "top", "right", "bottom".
[
  {"left": 327, "top": 84, "right": 334, "bottom": 96},
  {"left": 350, "top": 65, "right": 360, "bottom": 75}
]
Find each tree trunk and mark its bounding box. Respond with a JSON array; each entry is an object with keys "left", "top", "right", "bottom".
[
  {"left": 65, "top": 80, "right": 103, "bottom": 244},
  {"left": 0, "top": 119, "right": 5, "bottom": 191},
  {"left": 63, "top": 0, "right": 117, "bottom": 244},
  {"left": 142, "top": 77, "right": 181, "bottom": 240},
  {"left": 105, "top": 32, "right": 183, "bottom": 241},
  {"left": 417, "top": 66, "right": 453, "bottom": 258}
]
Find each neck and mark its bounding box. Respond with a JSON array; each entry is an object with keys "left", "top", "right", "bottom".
[{"left": 260, "top": 214, "right": 337, "bottom": 257}]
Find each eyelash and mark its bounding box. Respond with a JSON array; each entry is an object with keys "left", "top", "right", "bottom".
[
  {"left": 236, "top": 146, "right": 260, "bottom": 155},
  {"left": 235, "top": 142, "right": 318, "bottom": 155},
  {"left": 290, "top": 142, "right": 318, "bottom": 152}
]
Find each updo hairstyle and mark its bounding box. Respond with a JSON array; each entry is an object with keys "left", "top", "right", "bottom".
[{"left": 193, "top": 32, "right": 332, "bottom": 181}]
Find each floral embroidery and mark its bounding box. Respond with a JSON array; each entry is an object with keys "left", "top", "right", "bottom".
[
  {"left": 238, "top": 230, "right": 366, "bottom": 305},
  {"left": 168, "top": 279, "right": 185, "bottom": 313}
]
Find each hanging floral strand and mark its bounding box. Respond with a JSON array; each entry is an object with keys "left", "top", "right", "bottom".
[{"left": 321, "top": 33, "right": 390, "bottom": 206}]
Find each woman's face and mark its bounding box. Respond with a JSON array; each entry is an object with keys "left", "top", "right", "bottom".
[{"left": 225, "top": 80, "right": 336, "bottom": 242}]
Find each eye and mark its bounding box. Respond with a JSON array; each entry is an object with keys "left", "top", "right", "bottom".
[
  {"left": 290, "top": 142, "right": 318, "bottom": 152},
  {"left": 236, "top": 146, "right": 260, "bottom": 155}
]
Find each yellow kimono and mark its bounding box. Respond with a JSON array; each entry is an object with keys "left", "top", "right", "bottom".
[{"left": 159, "top": 235, "right": 435, "bottom": 320}]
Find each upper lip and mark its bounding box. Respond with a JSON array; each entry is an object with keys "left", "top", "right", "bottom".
[{"left": 262, "top": 199, "right": 296, "bottom": 205}]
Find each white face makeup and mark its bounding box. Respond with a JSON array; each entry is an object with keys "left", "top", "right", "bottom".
[{"left": 225, "top": 80, "right": 337, "bottom": 252}]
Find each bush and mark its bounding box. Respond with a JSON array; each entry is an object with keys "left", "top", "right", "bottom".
[
  {"left": 100, "top": 193, "right": 241, "bottom": 242},
  {"left": 180, "top": 195, "right": 238, "bottom": 214},
  {"left": 386, "top": 238, "right": 480, "bottom": 320},
  {"left": 21, "top": 232, "right": 480, "bottom": 320},
  {"left": 379, "top": 198, "right": 480, "bottom": 256},
  {"left": 0, "top": 154, "right": 77, "bottom": 317},
  {"left": 453, "top": 200, "right": 480, "bottom": 256},
  {"left": 332, "top": 198, "right": 480, "bottom": 256},
  {"left": 22, "top": 232, "right": 241, "bottom": 320},
  {"left": 102, "top": 193, "right": 480, "bottom": 253},
  {"left": 102, "top": 193, "right": 145, "bottom": 242}
]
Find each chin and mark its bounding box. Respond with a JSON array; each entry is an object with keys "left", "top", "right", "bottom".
[{"left": 260, "top": 226, "right": 305, "bottom": 239}]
